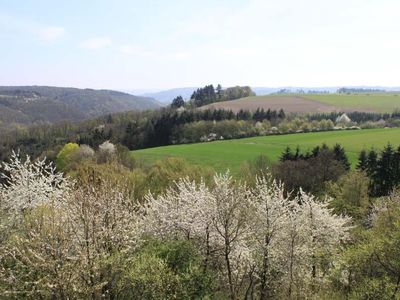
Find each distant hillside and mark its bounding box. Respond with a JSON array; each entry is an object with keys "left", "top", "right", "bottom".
[
  {"left": 140, "top": 87, "right": 198, "bottom": 104},
  {"left": 0, "top": 86, "right": 160, "bottom": 128}
]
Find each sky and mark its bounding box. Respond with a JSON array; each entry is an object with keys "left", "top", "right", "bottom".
[{"left": 0, "top": 0, "right": 400, "bottom": 90}]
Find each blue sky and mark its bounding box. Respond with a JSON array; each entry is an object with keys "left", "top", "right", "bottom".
[{"left": 1, "top": 0, "right": 399, "bottom": 90}]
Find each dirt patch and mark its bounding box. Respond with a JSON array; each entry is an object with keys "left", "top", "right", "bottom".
[{"left": 200, "top": 95, "right": 374, "bottom": 113}]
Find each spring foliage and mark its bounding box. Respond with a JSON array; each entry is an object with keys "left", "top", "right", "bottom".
[
  {"left": 0, "top": 153, "right": 351, "bottom": 299},
  {"left": 1, "top": 151, "right": 70, "bottom": 222},
  {"left": 142, "top": 173, "right": 351, "bottom": 298}
]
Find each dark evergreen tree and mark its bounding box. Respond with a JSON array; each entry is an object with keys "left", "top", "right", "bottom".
[
  {"left": 216, "top": 84, "right": 222, "bottom": 100},
  {"left": 366, "top": 150, "right": 378, "bottom": 177},
  {"left": 294, "top": 146, "right": 300, "bottom": 161},
  {"left": 278, "top": 108, "right": 285, "bottom": 119},
  {"left": 394, "top": 146, "right": 400, "bottom": 181},
  {"left": 333, "top": 144, "right": 351, "bottom": 170},
  {"left": 265, "top": 109, "right": 271, "bottom": 120},
  {"left": 280, "top": 146, "right": 293, "bottom": 162},
  {"left": 236, "top": 109, "right": 252, "bottom": 120},
  {"left": 253, "top": 108, "right": 262, "bottom": 121},
  {"left": 374, "top": 144, "right": 396, "bottom": 196},
  {"left": 191, "top": 85, "right": 216, "bottom": 107},
  {"left": 171, "top": 96, "right": 185, "bottom": 108},
  {"left": 123, "top": 121, "right": 139, "bottom": 149},
  {"left": 311, "top": 145, "right": 320, "bottom": 158},
  {"left": 356, "top": 150, "right": 368, "bottom": 171}
]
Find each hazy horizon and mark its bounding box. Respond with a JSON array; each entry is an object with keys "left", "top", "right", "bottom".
[{"left": 1, "top": 0, "right": 400, "bottom": 90}]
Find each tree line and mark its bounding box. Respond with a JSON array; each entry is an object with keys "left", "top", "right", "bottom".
[
  {"left": 189, "top": 84, "right": 255, "bottom": 107},
  {"left": 357, "top": 144, "right": 400, "bottom": 196},
  {"left": 0, "top": 107, "right": 286, "bottom": 162},
  {"left": 3, "top": 98, "right": 400, "bottom": 169},
  {"left": 337, "top": 87, "right": 386, "bottom": 93},
  {"left": 308, "top": 111, "right": 397, "bottom": 123},
  {"left": 275, "top": 143, "right": 400, "bottom": 198}
]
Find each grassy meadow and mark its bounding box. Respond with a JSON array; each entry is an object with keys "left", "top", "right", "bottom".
[
  {"left": 133, "top": 128, "right": 400, "bottom": 175},
  {"left": 305, "top": 93, "right": 400, "bottom": 113}
]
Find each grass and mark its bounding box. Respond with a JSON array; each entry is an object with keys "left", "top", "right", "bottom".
[
  {"left": 132, "top": 128, "right": 400, "bottom": 175},
  {"left": 305, "top": 93, "right": 400, "bottom": 113},
  {"left": 203, "top": 93, "right": 400, "bottom": 114}
]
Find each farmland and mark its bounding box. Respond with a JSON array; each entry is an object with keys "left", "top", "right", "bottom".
[
  {"left": 133, "top": 128, "right": 400, "bottom": 174},
  {"left": 306, "top": 93, "right": 400, "bottom": 113},
  {"left": 201, "top": 93, "right": 400, "bottom": 114}
]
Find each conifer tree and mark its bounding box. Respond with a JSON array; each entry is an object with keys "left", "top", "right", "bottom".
[
  {"left": 171, "top": 95, "right": 185, "bottom": 108},
  {"left": 333, "top": 143, "right": 351, "bottom": 170},
  {"left": 280, "top": 146, "right": 293, "bottom": 162},
  {"left": 356, "top": 150, "right": 368, "bottom": 171},
  {"left": 375, "top": 144, "right": 395, "bottom": 196},
  {"left": 366, "top": 149, "right": 378, "bottom": 177}
]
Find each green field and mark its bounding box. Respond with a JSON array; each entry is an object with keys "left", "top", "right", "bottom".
[
  {"left": 202, "top": 92, "right": 400, "bottom": 114},
  {"left": 132, "top": 128, "right": 400, "bottom": 175},
  {"left": 305, "top": 93, "right": 400, "bottom": 113}
]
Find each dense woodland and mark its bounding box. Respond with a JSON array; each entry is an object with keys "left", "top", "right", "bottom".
[{"left": 0, "top": 86, "right": 159, "bottom": 128}]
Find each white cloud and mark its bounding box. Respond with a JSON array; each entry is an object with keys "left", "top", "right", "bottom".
[
  {"left": 39, "top": 26, "right": 65, "bottom": 41},
  {"left": 0, "top": 13, "right": 66, "bottom": 42},
  {"left": 80, "top": 37, "right": 112, "bottom": 50},
  {"left": 120, "top": 45, "right": 148, "bottom": 55}
]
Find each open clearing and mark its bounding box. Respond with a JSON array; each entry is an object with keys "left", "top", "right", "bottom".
[
  {"left": 201, "top": 93, "right": 400, "bottom": 114},
  {"left": 132, "top": 128, "right": 400, "bottom": 175}
]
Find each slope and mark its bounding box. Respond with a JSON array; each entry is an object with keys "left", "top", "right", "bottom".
[{"left": 0, "top": 86, "right": 160, "bottom": 127}]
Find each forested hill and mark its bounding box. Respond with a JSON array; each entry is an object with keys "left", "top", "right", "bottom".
[{"left": 0, "top": 86, "right": 160, "bottom": 127}]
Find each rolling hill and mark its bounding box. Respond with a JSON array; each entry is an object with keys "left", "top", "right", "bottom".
[
  {"left": 0, "top": 86, "right": 160, "bottom": 127},
  {"left": 139, "top": 87, "right": 198, "bottom": 104},
  {"left": 132, "top": 128, "right": 400, "bottom": 175},
  {"left": 201, "top": 93, "right": 400, "bottom": 114}
]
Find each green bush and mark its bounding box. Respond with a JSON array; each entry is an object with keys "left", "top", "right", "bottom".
[
  {"left": 55, "top": 142, "right": 79, "bottom": 170},
  {"left": 115, "top": 239, "right": 215, "bottom": 299}
]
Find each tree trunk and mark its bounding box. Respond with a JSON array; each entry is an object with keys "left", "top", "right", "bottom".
[
  {"left": 225, "top": 236, "right": 235, "bottom": 300},
  {"left": 260, "top": 235, "right": 271, "bottom": 300},
  {"left": 203, "top": 226, "right": 210, "bottom": 274},
  {"left": 288, "top": 234, "right": 295, "bottom": 298}
]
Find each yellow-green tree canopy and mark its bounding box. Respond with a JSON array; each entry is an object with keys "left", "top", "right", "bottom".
[{"left": 56, "top": 142, "right": 79, "bottom": 170}]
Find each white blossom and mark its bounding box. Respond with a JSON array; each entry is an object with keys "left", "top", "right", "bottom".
[
  {"left": 141, "top": 173, "right": 352, "bottom": 298},
  {"left": 0, "top": 151, "right": 352, "bottom": 298},
  {"left": 0, "top": 151, "right": 70, "bottom": 222},
  {"left": 77, "top": 144, "right": 95, "bottom": 158},
  {"left": 98, "top": 140, "right": 116, "bottom": 155}
]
